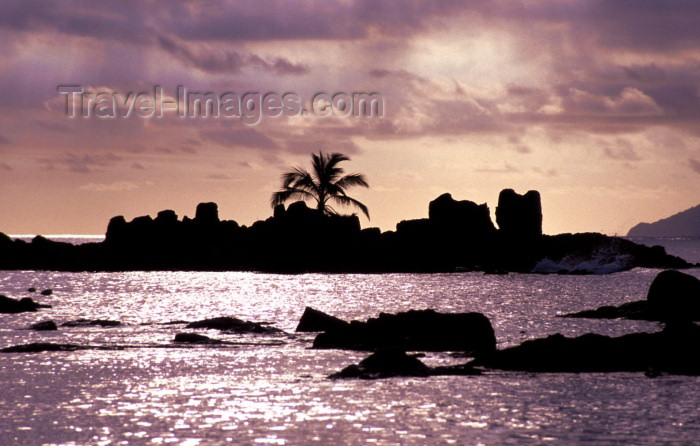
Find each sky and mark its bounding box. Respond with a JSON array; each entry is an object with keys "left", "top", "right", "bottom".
[{"left": 1, "top": 0, "right": 699, "bottom": 236}]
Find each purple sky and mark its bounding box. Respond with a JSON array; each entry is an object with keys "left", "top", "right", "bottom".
[{"left": 1, "top": 1, "right": 699, "bottom": 235}]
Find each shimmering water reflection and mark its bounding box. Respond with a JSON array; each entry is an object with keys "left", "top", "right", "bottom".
[{"left": 1, "top": 269, "right": 699, "bottom": 444}]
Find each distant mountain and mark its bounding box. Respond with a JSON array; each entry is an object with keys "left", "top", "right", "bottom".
[{"left": 627, "top": 204, "right": 700, "bottom": 237}]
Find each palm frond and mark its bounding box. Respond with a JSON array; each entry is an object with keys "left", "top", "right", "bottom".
[
  {"left": 334, "top": 173, "right": 369, "bottom": 191},
  {"left": 330, "top": 195, "right": 370, "bottom": 219},
  {"left": 270, "top": 187, "right": 316, "bottom": 207}
]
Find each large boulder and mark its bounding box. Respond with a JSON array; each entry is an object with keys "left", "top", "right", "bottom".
[
  {"left": 495, "top": 189, "right": 542, "bottom": 239},
  {"left": 428, "top": 193, "right": 496, "bottom": 235},
  {"left": 312, "top": 309, "right": 496, "bottom": 353},
  {"left": 296, "top": 307, "right": 350, "bottom": 332},
  {"left": 329, "top": 348, "right": 431, "bottom": 379},
  {"left": 646, "top": 270, "right": 700, "bottom": 322},
  {"left": 195, "top": 202, "right": 219, "bottom": 224}
]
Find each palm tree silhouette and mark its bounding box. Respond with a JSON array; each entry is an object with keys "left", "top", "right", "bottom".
[{"left": 271, "top": 151, "right": 370, "bottom": 219}]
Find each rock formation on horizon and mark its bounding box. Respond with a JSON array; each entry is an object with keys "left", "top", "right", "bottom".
[
  {"left": 627, "top": 204, "right": 700, "bottom": 237},
  {"left": 0, "top": 189, "right": 693, "bottom": 273}
]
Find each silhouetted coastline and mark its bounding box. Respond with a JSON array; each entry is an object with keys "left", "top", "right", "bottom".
[{"left": 0, "top": 189, "right": 693, "bottom": 273}]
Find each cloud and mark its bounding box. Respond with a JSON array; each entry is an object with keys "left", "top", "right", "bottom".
[
  {"left": 475, "top": 163, "right": 520, "bottom": 174},
  {"left": 130, "top": 162, "right": 145, "bottom": 170},
  {"left": 689, "top": 158, "right": 700, "bottom": 175},
  {"left": 200, "top": 128, "right": 279, "bottom": 151},
  {"left": 0, "top": 162, "right": 12, "bottom": 171},
  {"left": 157, "top": 34, "right": 308, "bottom": 75},
  {"left": 206, "top": 173, "right": 230, "bottom": 180},
  {"left": 602, "top": 139, "right": 642, "bottom": 161},
  {"left": 37, "top": 152, "right": 121, "bottom": 173},
  {"left": 79, "top": 181, "right": 138, "bottom": 192}
]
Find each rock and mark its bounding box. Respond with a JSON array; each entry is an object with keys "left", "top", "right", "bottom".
[
  {"left": 471, "top": 323, "right": 700, "bottom": 375},
  {"left": 1, "top": 343, "right": 86, "bottom": 353},
  {"left": 312, "top": 309, "right": 496, "bottom": 353},
  {"left": 561, "top": 270, "right": 700, "bottom": 321},
  {"left": 40, "top": 289, "right": 53, "bottom": 296},
  {"left": 295, "top": 307, "right": 350, "bottom": 332},
  {"left": 495, "top": 189, "right": 542, "bottom": 239},
  {"left": 646, "top": 270, "right": 700, "bottom": 322},
  {"left": 186, "top": 316, "right": 282, "bottom": 334},
  {"left": 154, "top": 209, "right": 178, "bottom": 225},
  {"left": 61, "top": 319, "right": 121, "bottom": 327},
  {"left": 195, "top": 202, "right": 219, "bottom": 224},
  {"left": 329, "top": 348, "right": 431, "bottom": 379},
  {"left": 428, "top": 193, "right": 496, "bottom": 235},
  {"left": 329, "top": 348, "right": 482, "bottom": 379},
  {"left": 27, "top": 287, "right": 36, "bottom": 292},
  {"left": 173, "top": 333, "right": 222, "bottom": 344},
  {"left": 0, "top": 295, "right": 52, "bottom": 313},
  {"left": 29, "top": 320, "right": 58, "bottom": 331}
]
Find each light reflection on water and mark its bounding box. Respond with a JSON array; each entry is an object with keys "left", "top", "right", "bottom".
[{"left": 0, "top": 269, "right": 699, "bottom": 445}]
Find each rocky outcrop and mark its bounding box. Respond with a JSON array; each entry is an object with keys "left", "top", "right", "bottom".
[
  {"left": 329, "top": 348, "right": 482, "bottom": 379},
  {"left": 186, "top": 317, "right": 283, "bottom": 334},
  {"left": 496, "top": 189, "right": 542, "bottom": 239},
  {"left": 173, "top": 333, "right": 222, "bottom": 344},
  {"left": 295, "top": 307, "right": 350, "bottom": 332},
  {"left": 29, "top": 320, "right": 58, "bottom": 331},
  {"left": 471, "top": 323, "right": 700, "bottom": 375},
  {"left": 0, "top": 295, "right": 51, "bottom": 313},
  {"left": 0, "top": 190, "right": 694, "bottom": 273},
  {"left": 61, "top": 319, "right": 121, "bottom": 327},
  {"left": 312, "top": 309, "right": 496, "bottom": 353},
  {"left": 561, "top": 270, "right": 700, "bottom": 321}
]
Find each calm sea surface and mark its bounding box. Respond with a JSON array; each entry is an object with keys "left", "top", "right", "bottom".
[{"left": 1, "top": 238, "right": 699, "bottom": 445}]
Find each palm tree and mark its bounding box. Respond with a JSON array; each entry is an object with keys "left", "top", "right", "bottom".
[{"left": 271, "top": 151, "right": 370, "bottom": 219}]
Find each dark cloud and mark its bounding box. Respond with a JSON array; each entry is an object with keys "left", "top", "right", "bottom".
[
  {"left": 0, "top": 162, "right": 12, "bottom": 171},
  {"left": 130, "top": 162, "right": 145, "bottom": 170},
  {"left": 157, "top": 34, "right": 308, "bottom": 75},
  {"left": 689, "top": 158, "right": 700, "bottom": 174},
  {"left": 602, "top": 139, "right": 642, "bottom": 161}
]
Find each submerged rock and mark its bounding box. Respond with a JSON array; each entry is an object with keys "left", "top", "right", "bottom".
[
  {"left": 329, "top": 348, "right": 482, "bottom": 380},
  {"left": 61, "top": 319, "right": 122, "bottom": 327},
  {"left": 471, "top": 323, "right": 700, "bottom": 375},
  {"left": 173, "top": 333, "right": 222, "bottom": 344},
  {"left": 29, "top": 320, "right": 58, "bottom": 331},
  {"left": 1, "top": 343, "right": 86, "bottom": 353},
  {"left": 40, "top": 289, "right": 53, "bottom": 296},
  {"left": 312, "top": 309, "right": 496, "bottom": 353},
  {"left": 295, "top": 307, "right": 349, "bottom": 332},
  {"left": 329, "top": 349, "right": 430, "bottom": 379},
  {"left": 0, "top": 295, "right": 51, "bottom": 313},
  {"left": 186, "top": 317, "right": 282, "bottom": 334}
]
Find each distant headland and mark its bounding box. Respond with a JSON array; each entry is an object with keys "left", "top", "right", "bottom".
[
  {"left": 0, "top": 189, "right": 693, "bottom": 273},
  {"left": 628, "top": 204, "right": 700, "bottom": 237}
]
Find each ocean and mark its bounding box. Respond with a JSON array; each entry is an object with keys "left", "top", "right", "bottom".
[{"left": 1, "top": 237, "right": 699, "bottom": 445}]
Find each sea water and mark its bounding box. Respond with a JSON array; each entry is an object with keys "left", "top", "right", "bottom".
[{"left": 0, "top": 238, "right": 698, "bottom": 445}]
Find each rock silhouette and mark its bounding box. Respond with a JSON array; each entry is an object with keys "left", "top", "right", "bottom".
[
  {"left": 186, "top": 317, "right": 282, "bottom": 334},
  {"left": 29, "top": 320, "right": 58, "bottom": 331},
  {"left": 0, "top": 295, "right": 51, "bottom": 313},
  {"left": 329, "top": 348, "right": 483, "bottom": 379},
  {"left": 561, "top": 270, "right": 700, "bottom": 322},
  {"left": 471, "top": 323, "right": 700, "bottom": 375},
  {"left": 295, "top": 307, "right": 350, "bottom": 332},
  {"left": 311, "top": 309, "right": 497, "bottom": 353},
  {"left": 0, "top": 189, "right": 692, "bottom": 273}
]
